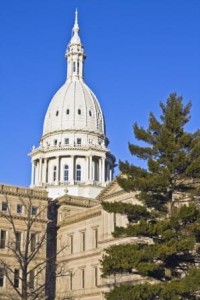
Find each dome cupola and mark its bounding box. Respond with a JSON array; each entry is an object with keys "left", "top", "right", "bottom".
[{"left": 29, "top": 11, "right": 115, "bottom": 199}]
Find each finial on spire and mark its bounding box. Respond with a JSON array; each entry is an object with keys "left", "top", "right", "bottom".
[
  {"left": 75, "top": 8, "right": 78, "bottom": 25},
  {"left": 73, "top": 8, "right": 79, "bottom": 32}
]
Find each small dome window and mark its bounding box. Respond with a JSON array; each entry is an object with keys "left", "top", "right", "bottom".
[
  {"left": 56, "top": 110, "right": 59, "bottom": 116},
  {"left": 66, "top": 109, "right": 70, "bottom": 115},
  {"left": 78, "top": 109, "right": 81, "bottom": 115},
  {"left": 89, "top": 110, "right": 92, "bottom": 117}
]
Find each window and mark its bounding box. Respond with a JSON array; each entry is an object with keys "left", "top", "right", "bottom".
[
  {"left": 53, "top": 166, "right": 57, "bottom": 182},
  {"left": 73, "top": 62, "right": 76, "bottom": 72},
  {"left": 14, "top": 269, "right": 19, "bottom": 288},
  {"left": 69, "top": 235, "right": 73, "bottom": 254},
  {"left": 29, "top": 270, "right": 34, "bottom": 289},
  {"left": 64, "top": 165, "right": 69, "bottom": 182},
  {"left": 94, "top": 267, "right": 98, "bottom": 287},
  {"left": 64, "top": 138, "right": 69, "bottom": 145},
  {"left": 17, "top": 204, "right": 23, "bottom": 214},
  {"left": 76, "top": 165, "right": 81, "bottom": 182},
  {"left": 78, "top": 109, "right": 81, "bottom": 115},
  {"left": 30, "top": 233, "right": 36, "bottom": 251},
  {"left": 93, "top": 228, "right": 98, "bottom": 248},
  {"left": 0, "top": 268, "right": 4, "bottom": 287},
  {"left": 31, "top": 206, "right": 38, "bottom": 216},
  {"left": 77, "top": 138, "right": 81, "bottom": 145},
  {"left": 77, "top": 61, "right": 79, "bottom": 74},
  {"left": 81, "top": 231, "right": 85, "bottom": 252},
  {"left": 16, "top": 232, "right": 21, "bottom": 251},
  {"left": 94, "top": 160, "right": 99, "bottom": 181},
  {"left": 2, "top": 202, "right": 7, "bottom": 212},
  {"left": 89, "top": 110, "right": 92, "bottom": 117},
  {"left": 54, "top": 139, "right": 57, "bottom": 146},
  {"left": 56, "top": 110, "right": 59, "bottom": 116},
  {"left": 81, "top": 269, "right": 85, "bottom": 289},
  {"left": 0, "top": 230, "right": 6, "bottom": 249},
  {"left": 66, "top": 109, "right": 70, "bottom": 115}
]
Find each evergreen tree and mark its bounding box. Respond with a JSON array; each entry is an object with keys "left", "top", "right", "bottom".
[{"left": 101, "top": 94, "right": 200, "bottom": 300}]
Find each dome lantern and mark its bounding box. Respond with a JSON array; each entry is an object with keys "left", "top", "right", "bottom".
[{"left": 65, "top": 9, "right": 86, "bottom": 81}]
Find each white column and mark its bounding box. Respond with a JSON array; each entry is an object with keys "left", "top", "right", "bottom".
[
  {"left": 109, "top": 167, "right": 112, "bottom": 182},
  {"left": 36, "top": 161, "right": 39, "bottom": 186},
  {"left": 31, "top": 161, "right": 35, "bottom": 187},
  {"left": 85, "top": 156, "right": 89, "bottom": 182},
  {"left": 39, "top": 158, "right": 42, "bottom": 185},
  {"left": 56, "top": 157, "right": 60, "bottom": 185},
  {"left": 42, "top": 158, "right": 47, "bottom": 184},
  {"left": 102, "top": 158, "right": 105, "bottom": 183},
  {"left": 99, "top": 158, "right": 102, "bottom": 184},
  {"left": 89, "top": 156, "right": 93, "bottom": 182},
  {"left": 69, "top": 155, "right": 74, "bottom": 184}
]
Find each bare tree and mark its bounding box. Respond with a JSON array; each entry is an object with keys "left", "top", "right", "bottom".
[{"left": 0, "top": 191, "right": 68, "bottom": 300}]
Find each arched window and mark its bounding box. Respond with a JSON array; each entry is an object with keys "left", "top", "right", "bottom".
[
  {"left": 53, "top": 166, "right": 57, "bottom": 182},
  {"left": 64, "top": 165, "right": 69, "bottom": 182},
  {"left": 76, "top": 165, "right": 81, "bottom": 182},
  {"left": 78, "top": 109, "right": 81, "bottom": 115},
  {"left": 66, "top": 109, "right": 70, "bottom": 115},
  {"left": 73, "top": 62, "right": 76, "bottom": 72}
]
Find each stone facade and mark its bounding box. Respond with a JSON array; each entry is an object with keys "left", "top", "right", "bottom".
[{"left": 0, "top": 184, "right": 49, "bottom": 299}]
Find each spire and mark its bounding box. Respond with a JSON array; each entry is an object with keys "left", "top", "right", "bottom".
[
  {"left": 65, "top": 10, "right": 86, "bottom": 81},
  {"left": 73, "top": 8, "right": 79, "bottom": 32}
]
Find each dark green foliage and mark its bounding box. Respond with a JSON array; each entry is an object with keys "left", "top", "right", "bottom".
[
  {"left": 101, "top": 94, "right": 200, "bottom": 299},
  {"left": 101, "top": 202, "right": 150, "bottom": 222}
]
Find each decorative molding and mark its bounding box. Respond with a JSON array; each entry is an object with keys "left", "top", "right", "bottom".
[
  {"left": 59, "top": 207, "right": 101, "bottom": 226},
  {"left": 0, "top": 184, "right": 48, "bottom": 200}
]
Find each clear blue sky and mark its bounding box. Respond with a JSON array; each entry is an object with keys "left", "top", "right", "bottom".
[{"left": 0, "top": 0, "right": 199, "bottom": 187}]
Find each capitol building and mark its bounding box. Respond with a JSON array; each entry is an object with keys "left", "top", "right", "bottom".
[{"left": 0, "top": 11, "right": 140, "bottom": 300}]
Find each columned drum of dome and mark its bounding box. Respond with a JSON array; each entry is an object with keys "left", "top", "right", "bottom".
[{"left": 29, "top": 11, "right": 115, "bottom": 199}]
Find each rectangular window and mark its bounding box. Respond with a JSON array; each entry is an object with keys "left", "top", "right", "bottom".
[
  {"left": 77, "top": 138, "right": 82, "bottom": 145},
  {"left": 17, "top": 204, "right": 23, "bottom": 214},
  {"left": 14, "top": 269, "right": 19, "bottom": 288},
  {"left": 53, "top": 166, "right": 57, "bottom": 182},
  {"left": 29, "top": 270, "right": 34, "bottom": 289},
  {"left": 2, "top": 202, "right": 7, "bottom": 212},
  {"left": 30, "top": 233, "right": 36, "bottom": 251},
  {"left": 31, "top": 206, "right": 38, "bottom": 216},
  {"left": 69, "top": 235, "right": 73, "bottom": 254},
  {"left": 64, "top": 138, "right": 69, "bottom": 145},
  {"left": 81, "top": 269, "right": 85, "bottom": 289},
  {"left": 94, "top": 267, "right": 98, "bottom": 287},
  {"left": 81, "top": 231, "right": 85, "bottom": 252},
  {"left": 93, "top": 228, "right": 98, "bottom": 248},
  {"left": 0, "top": 268, "right": 4, "bottom": 287},
  {"left": 0, "top": 230, "right": 6, "bottom": 249},
  {"left": 16, "top": 232, "right": 21, "bottom": 251}
]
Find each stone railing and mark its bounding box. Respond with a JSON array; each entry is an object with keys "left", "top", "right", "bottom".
[{"left": 0, "top": 184, "right": 48, "bottom": 199}]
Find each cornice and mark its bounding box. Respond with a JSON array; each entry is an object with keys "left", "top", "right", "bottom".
[
  {"left": 0, "top": 184, "right": 49, "bottom": 201},
  {"left": 29, "top": 144, "right": 108, "bottom": 157},
  {"left": 58, "top": 248, "right": 102, "bottom": 263},
  {"left": 0, "top": 212, "right": 48, "bottom": 224},
  {"left": 58, "top": 195, "right": 99, "bottom": 208},
  {"left": 59, "top": 206, "right": 101, "bottom": 227}
]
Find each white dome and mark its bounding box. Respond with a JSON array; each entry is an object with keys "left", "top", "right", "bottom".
[{"left": 43, "top": 80, "right": 105, "bottom": 137}]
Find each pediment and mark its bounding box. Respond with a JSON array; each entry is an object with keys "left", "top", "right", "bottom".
[{"left": 97, "top": 179, "right": 124, "bottom": 201}]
